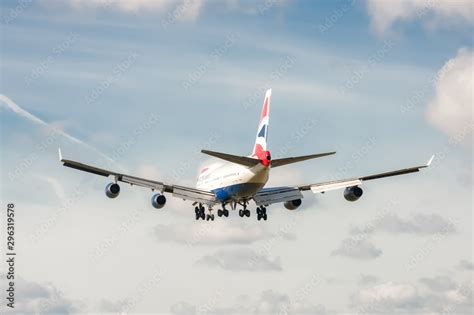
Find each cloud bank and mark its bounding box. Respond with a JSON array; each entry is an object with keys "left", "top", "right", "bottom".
[
  {"left": 426, "top": 48, "right": 473, "bottom": 146},
  {"left": 332, "top": 238, "right": 382, "bottom": 260},
  {"left": 4, "top": 277, "right": 82, "bottom": 314},
  {"left": 195, "top": 248, "right": 282, "bottom": 271},
  {"left": 350, "top": 212, "right": 457, "bottom": 236},
  {"left": 171, "top": 290, "right": 326, "bottom": 314},
  {"left": 154, "top": 221, "right": 272, "bottom": 246},
  {"left": 366, "top": 0, "right": 474, "bottom": 35}
]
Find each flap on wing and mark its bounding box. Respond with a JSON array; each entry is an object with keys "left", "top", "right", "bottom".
[
  {"left": 309, "top": 179, "right": 362, "bottom": 193},
  {"left": 121, "top": 175, "right": 164, "bottom": 190},
  {"left": 253, "top": 187, "right": 303, "bottom": 206},
  {"left": 172, "top": 185, "right": 216, "bottom": 205}
]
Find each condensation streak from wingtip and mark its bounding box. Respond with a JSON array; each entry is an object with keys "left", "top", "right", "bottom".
[{"left": 0, "top": 94, "right": 117, "bottom": 165}]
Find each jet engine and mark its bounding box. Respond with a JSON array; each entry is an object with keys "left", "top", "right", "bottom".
[
  {"left": 151, "top": 193, "right": 166, "bottom": 209},
  {"left": 284, "top": 199, "right": 302, "bottom": 210},
  {"left": 344, "top": 186, "right": 363, "bottom": 202},
  {"left": 105, "top": 183, "right": 120, "bottom": 198}
]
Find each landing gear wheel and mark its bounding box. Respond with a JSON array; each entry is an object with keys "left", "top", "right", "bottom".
[
  {"left": 200, "top": 212, "right": 205, "bottom": 220},
  {"left": 257, "top": 207, "right": 267, "bottom": 221},
  {"left": 195, "top": 213, "right": 200, "bottom": 220},
  {"left": 245, "top": 209, "right": 250, "bottom": 217},
  {"left": 195, "top": 207, "right": 199, "bottom": 214},
  {"left": 239, "top": 209, "right": 244, "bottom": 217},
  {"left": 211, "top": 214, "right": 215, "bottom": 221},
  {"left": 217, "top": 209, "right": 223, "bottom": 217},
  {"left": 224, "top": 209, "right": 229, "bottom": 217}
]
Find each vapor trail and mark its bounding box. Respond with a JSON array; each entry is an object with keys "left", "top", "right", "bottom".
[{"left": 0, "top": 94, "right": 116, "bottom": 164}]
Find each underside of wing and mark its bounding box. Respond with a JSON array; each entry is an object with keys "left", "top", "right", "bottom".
[{"left": 253, "top": 186, "right": 303, "bottom": 206}]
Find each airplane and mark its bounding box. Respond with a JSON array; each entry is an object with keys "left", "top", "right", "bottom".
[{"left": 59, "top": 89, "right": 433, "bottom": 221}]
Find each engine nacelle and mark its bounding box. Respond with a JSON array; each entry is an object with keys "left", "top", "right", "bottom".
[
  {"left": 284, "top": 199, "right": 302, "bottom": 210},
  {"left": 151, "top": 193, "right": 166, "bottom": 209},
  {"left": 105, "top": 183, "right": 120, "bottom": 198},
  {"left": 344, "top": 186, "right": 363, "bottom": 202}
]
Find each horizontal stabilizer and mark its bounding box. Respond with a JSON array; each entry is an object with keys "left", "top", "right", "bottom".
[
  {"left": 271, "top": 151, "right": 336, "bottom": 168},
  {"left": 201, "top": 150, "right": 261, "bottom": 167}
]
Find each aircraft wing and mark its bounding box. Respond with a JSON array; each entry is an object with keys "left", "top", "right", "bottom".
[
  {"left": 298, "top": 155, "right": 434, "bottom": 194},
  {"left": 254, "top": 156, "right": 433, "bottom": 207},
  {"left": 58, "top": 150, "right": 216, "bottom": 205},
  {"left": 253, "top": 186, "right": 303, "bottom": 206}
]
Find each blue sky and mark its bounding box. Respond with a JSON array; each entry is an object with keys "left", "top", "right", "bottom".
[{"left": 1, "top": 1, "right": 473, "bottom": 314}]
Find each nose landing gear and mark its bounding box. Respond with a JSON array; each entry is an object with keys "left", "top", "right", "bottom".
[
  {"left": 217, "top": 209, "right": 229, "bottom": 217},
  {"left": 238, "top": 202, "right": 251, "bottom": 217},
  {"left": 239, "top": 209, "right": 250, "bottom": 217}
]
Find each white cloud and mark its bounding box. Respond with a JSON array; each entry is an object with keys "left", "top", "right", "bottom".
[
  {"left": 419, "top": 276, "right": 456, "bottom": 291},
  {"left": 332, "top": 238, "right": 382, "bottom": 260},
  {"left": 457, "top": 259, "right": 474, "bottom": 271},
  {"left": 154, "top": 221, "right": 272, "bottom": 245},
  {"left": 223, "top": 0, "right": 288, "bottom": 15},
  {"left": 41, "top": 0, "right": 289, "bottom": 21},
  {"left": 358, "top": 274, "right": 379, "bottom": 286},
  {"left": 352, "top": 278, "right": 474, "bottom": 313},
  {"left": 35, "top": 174, "right": 68, "bottom": 201},
  {"left": 350, "top": 212, "right": 457, "bottom": 235},
  {"left": 426, "top": 48, "right": 473, "bottom": 146},
  {"left": 366, "top": 0, "right": 474, "bottom": 35},
  {"left": 170, "top": 290, "right": 326, "bottom": 314},
  {"left": 42, "top": 0, "right": 204, "bottom": 21},
  {"left": 195, "top": 248, "right": 282, "bottom": 271},
  {"left": 170, "top": 301, "right": 197, "bottom": 315},
  {"left": 353, "top": 281, "right": 420, "bottom": 312},
  {"left": 4, "top": 277, "right": 83, "bottom": 314},
  {"left": 358, "top": 282, "right": 417, "bottom": 304}
]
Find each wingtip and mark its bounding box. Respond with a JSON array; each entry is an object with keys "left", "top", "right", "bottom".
[
  {"left": 265, "top": 88, "right": 272, "bottom": 97},
  {"left": 427, "top": 155, "right": 435, "bottom": 166},
  {"left": 58, "top": 148, "right": 63, "bottom": 161}
]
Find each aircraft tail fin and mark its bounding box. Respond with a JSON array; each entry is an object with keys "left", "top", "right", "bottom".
[{"left": 252, "top": 89, "right": 271, "bottom": 157}]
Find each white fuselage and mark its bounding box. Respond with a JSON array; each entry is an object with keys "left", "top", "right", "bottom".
[{"left": 196, "top": 161, "right": 269, "bottom": 202}]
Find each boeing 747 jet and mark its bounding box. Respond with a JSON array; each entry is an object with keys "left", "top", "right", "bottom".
[{"left": 59, "top": 89, "right": 433, "bottom": 221}]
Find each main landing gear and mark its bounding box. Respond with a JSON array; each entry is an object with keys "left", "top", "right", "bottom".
[
  {"left": 196, "top": 204, "right": 227, "bottom": 221},
  {"left": 257, "top": 206, "right": 267, "bottom": 221},
  {"left": 238, "top": 202, "right": 251, "bottom": 217},
  {"left": 194, "top": 202, "right": 268, "bottom": 221},
  {"left": 195, "top": 204, "right": 214, "bottom": 221},
  {"left": 195, "top": 205, "right": 206, "bottom": 220}
]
